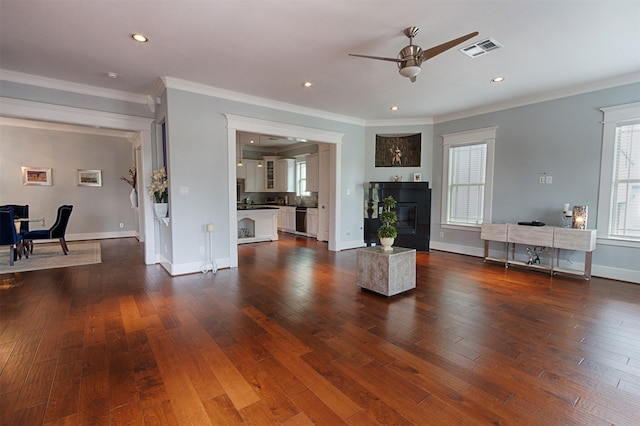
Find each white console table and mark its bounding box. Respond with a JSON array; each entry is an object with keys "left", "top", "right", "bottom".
[{"left": 481, "top": 223, "right": 596, "bottom": 279}]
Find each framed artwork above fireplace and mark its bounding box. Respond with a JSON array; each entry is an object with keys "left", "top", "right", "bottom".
[{"left": 375, "top": 133, "right": 421, "bottom": 167}]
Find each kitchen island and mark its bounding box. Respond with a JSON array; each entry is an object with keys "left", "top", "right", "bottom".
[{"left": 237, "top": 206, "right": 279, "bottom": 244}]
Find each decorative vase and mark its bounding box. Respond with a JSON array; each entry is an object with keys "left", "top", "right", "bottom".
[
  {"left": 130, "top": 188, "right": 138, "bottom": 208},
  {"left": 380, "top": 237, "right": 394, "bottom": 251},
  {"left": 154, "top": 203, "right": 168, "bottom": 218}
]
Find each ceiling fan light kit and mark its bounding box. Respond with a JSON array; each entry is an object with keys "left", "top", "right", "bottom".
[{"left": 349, "top": 26, "right": 479, "bottom": 83}]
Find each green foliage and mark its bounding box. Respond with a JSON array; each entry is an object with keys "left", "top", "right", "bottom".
[
  {"left": 378, "top": 224, "right": 398, "bottom": 238},
  {"left": 377, "top": 195, "right": 398, "bottom": 239}
]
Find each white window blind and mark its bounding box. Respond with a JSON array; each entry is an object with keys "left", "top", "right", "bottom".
[
  {"left": 611, "top": 121, "right": 640, "bottom": 238},
  {"left": 296, "top": 161, "right": 309, "bottom": 196},
  {"left": 441, "top": 126, "right": 496, "bottom": 228},
  {"left": 448, "top": 143, "right": 487, "bottom": 225}
]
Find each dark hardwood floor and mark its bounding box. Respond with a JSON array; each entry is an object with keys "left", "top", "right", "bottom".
[{"left": 1, "top": 234, "right": 639, "bottom": 425}]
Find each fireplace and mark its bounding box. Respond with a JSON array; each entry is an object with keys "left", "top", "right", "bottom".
[{"left": 364, "top": 182, "right": 431, "bottom": 251}]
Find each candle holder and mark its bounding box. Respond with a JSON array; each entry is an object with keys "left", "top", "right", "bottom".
[{"left": 572, "top": 205, "right": 588, "bottom": 229}]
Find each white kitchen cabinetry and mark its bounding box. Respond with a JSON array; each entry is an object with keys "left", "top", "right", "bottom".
[
  {"left": 306, "top": 153, "right": 319, "bottom": 192},
  {"left": 262, "top": 156, "right": 279, "bottom": 191},
  {"left": 307, "top": 208, "right": 318, "bottom": 237},
  {"left": 236, "top": 161, "right": 246, "bottom": 179},
  {"left": 276, "top": 158, "right": 295, "bottom": 192},
  {"left": 480, "top": 223, "right": 596, "bottom": 279},
  {"left": 279, "top": 206, "right": 296, "bottom": 233},
  {"left": 237, "top": 208, "right": 279, "bottom": 244},
  {"left": 243, "top": 159, "right": 265, "bottom": 192}
]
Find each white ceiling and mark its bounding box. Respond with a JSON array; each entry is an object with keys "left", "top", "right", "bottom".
[{"left": 1, "top": 1, "right": 639, "bottom": 123}]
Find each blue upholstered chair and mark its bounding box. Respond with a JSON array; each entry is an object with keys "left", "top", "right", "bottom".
[
  {"left": 23, "top": 205, "right": 73, "bottom": 255},
  {"left": 0, "top": 204, "right": 29, "bottom": 234},
  {"left": 0, "top": 207, "right": 24, "bottom": 266}
]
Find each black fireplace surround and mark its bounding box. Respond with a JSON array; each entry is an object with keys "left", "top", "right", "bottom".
[{"left": 364, "top": 181, "right": 431, "bottom": 251}]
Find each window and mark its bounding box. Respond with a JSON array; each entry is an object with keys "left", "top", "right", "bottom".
[
  {"left": 296, "top": 160, "right": 309, "bottom": 196},
  {"left": 597, "top": 102, "right": 640, "bottom": 243},
  {"left": 441, "top": 127, "right": 496, "bottom": 227}
]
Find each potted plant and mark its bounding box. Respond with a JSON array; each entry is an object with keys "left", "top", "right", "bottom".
[
  {"left": 147, "top": 167, "right": 169, "bottom": 217},
  {"left": 378, "top": 195, "right": 397, "bottom": 250}
]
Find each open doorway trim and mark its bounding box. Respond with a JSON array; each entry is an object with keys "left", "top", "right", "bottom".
[
  {"left": 0, "top": 97, "right": 156, "bottom": 263},
  {"left": 225, "top": 114, "right": 343, "bottom": 268}
]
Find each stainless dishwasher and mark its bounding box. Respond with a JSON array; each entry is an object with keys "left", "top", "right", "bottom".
[{"left": 295, "top": 207, "right": 307, "bottom": 233}]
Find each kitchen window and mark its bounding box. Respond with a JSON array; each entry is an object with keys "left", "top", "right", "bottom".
[{"left": 297, "top": 161, "right": 310, "bottom": 196}]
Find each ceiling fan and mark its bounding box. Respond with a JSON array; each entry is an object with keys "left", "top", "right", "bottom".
[{"left": 349, "top": 27, "right": 479, "bottom": 82}]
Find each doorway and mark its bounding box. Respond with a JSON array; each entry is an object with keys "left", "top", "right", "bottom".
[{"left": 225, "top": 114, "right": 343, "bottom": 268}]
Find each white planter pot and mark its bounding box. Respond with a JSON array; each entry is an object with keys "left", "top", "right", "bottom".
[
  {"left": 154, "top": 203, "right": 168, "bottom": 218},
  {"left": 380, "top": 237, "right": 394, "bottom": 251}
]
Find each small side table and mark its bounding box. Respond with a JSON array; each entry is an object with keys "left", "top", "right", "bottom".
[{"left": 356, "top": 246, "right": 416, "bottom": 296}]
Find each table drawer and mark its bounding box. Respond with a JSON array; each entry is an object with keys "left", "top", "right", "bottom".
[{"left": 507, "top": 224, "right": 554, "bottom": 246}]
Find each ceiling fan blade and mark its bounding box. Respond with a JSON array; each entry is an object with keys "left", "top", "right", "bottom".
[
  {"left": 348, "top": 53, "right": 402, "bottom": 63},
  {"left": 421, "top": 31, "right": 479, "bottom": 61}
]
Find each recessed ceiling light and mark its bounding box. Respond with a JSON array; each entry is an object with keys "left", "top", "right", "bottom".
[
  {"left": 131, "top": 33, "right": 148, "bottom": 43},
  {"left": 106, "top": 72, "right": 118, "bottom": 79},
  {"left": 303, "top": 81, "right": 313, "bottom": 88},
  {"left": 249, "top": 140, "right": 255, "bottom": 144},
  {"left": 492, "top": 76, "right": 505, "bottom": 83},
  {"left": 390, "top": 105, "right": 399, "bottom": 111}
]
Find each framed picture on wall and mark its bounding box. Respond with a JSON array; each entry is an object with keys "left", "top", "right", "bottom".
[
  {"left": 77, "top": 169, "right": 102, "bottom": 187},
  {"left": 22, "top": 166, "right": 52, "bottom": 186}
]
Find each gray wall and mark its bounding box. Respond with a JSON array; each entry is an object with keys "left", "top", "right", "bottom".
[
  {"left": 0, "top": 124, "right": 137, "bottom": 237},
  {"left": 159, "top": 87, "right": 366, "bottom": 268},
  {"left": 431, "top": 82, "right": 640, "bottom": 281}
]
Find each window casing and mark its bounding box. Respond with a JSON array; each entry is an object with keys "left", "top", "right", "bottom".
[
  {"left": 296, "top": 160, "right": 309, "bottom": 197},
  {"left": 441, "top": 127, "right": 496, "bottom": 228},
  {"left": 597, "top": 102, "right": 640, "bottom": 245}
]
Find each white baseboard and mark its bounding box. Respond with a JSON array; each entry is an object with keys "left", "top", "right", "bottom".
[{"left": 336, "top": 239, "right": 366, "bottom": 251}]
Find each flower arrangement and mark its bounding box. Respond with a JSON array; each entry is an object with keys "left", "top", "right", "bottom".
[
  {"left": 147, "top": 167, "right": 168, "bottom": 203},
  {"left": 377, "top": 195, "right": 398, "bottom": 239},
  {"left": 120, "top": 165, "right": 136, "bottom": 189}
]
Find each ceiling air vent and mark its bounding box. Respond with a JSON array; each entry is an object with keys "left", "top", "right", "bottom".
[{"left": 460, "top": 37, "right": 502, "bottom": 58}]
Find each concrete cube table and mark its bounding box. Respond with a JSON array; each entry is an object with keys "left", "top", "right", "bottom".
[{"left": 356, "top": 246, "right": 416, "bottom": 296}]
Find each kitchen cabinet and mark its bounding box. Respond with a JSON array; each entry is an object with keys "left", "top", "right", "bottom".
[
  {"left": 236, "top": 161, "right": 246, "bottom": 179},
  {"left": 306, "top": 153, "right": 319, "bottom": 192},
  {"left": 237, "top": 207, "right": 279, "bottom": 244},
  {"left": 243, "top": 159, "right": 264, "bottom": 192},
  {"left": 276, "top": 158, "right": 295, "bottom": 192},
  {"left": 279, "top": 206, "right": 296, "bottom": 233},
  {"left": 262, "top": 156, "right": 279, "bottom": 191},
  {"left": 307, "top": 208, "right": 318, "bottom": 237}
]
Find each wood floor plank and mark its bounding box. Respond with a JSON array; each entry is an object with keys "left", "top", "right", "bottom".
[{"left": 1, "top": 236, "right": 639, "bottom": 425}]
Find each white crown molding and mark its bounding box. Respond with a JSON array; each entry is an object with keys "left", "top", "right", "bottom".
[
  {"left": 0, "top": 97, "right": 153, "bottom": 132},
  {"left": 0, "top": 69, "right": 150, "bottom": 105},
  {"left": 161, "top": 76, "right": 366, "bottom": 127},
  {"left": 434, "top": 71, "right": 640, "bottom": 124},
  {"left": 365, "top": 117, "right": 434, "bottom": 127},
  {"left": 0, "top": 115, "right": 136, "bottom": 139}
]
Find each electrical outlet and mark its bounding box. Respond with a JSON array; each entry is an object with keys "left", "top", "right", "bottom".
[
  {"left": 538, "top": 176, "right": 545, "bottom": 184},
  {"left": 199, "top": 246, "right": 205, "bottom": 254},
  {"left": 545, "top": 175, "right": 553, "bottom": 184},
  {"left": 439, "top": 231, "right": 444, "bottom": 239}
]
